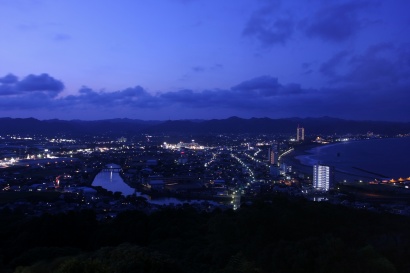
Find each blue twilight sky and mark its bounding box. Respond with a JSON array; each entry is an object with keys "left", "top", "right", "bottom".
[{"left": 0, "top": 0, "right": 409, "bottom": 121}]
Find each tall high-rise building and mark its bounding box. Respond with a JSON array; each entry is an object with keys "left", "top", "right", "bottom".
[
  {"left": 269, "top": 143, "right": 279, "bottom": 166},
  {"left": 296, "top": 125, "right": 304, "bottom": 142},
  {"left": 313, "top": 165, "right": 333, "bottom": 191}
]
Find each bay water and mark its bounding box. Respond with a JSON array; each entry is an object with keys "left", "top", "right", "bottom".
[{"left": 296, "top": 137, "right": 410, "bottom": 182}]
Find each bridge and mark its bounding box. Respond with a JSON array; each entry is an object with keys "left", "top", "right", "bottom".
[{"left": 102, "top": 163, "right": 122, "bottom": 173}]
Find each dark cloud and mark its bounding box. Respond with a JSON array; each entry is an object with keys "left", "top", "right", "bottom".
[
  {"left": 160, "top": 89, "right": 229, "bottom": 108},
  {"left": 343, "top": 45, "right": 397, "bottom": 86},
  {"left": 304, "top": 1, "right": 374, "bottom": 42},
  {"left": 0, "top": 73, "right": 64, "bottom": 98},
  {"left": 321, "top": 43, "right": 410, "bottom": 89},
  {"left": 319, "top": 50, "right": 350, "bottom": 78},
  {"left": 16, "top": 74, "right": 64, "bottom": 97},
  {"left": 301, "top": 62, "right": 314, "bottom": 75},
  {"left": 283, "top": 83, "right": 303, "bottom": 95},
  {"left": 1, "top": 62, "right": 409, "bottom": 121},
  {"left": 397, "top": 43, "right": 410, "bottom": 74},
  {"left": 232, "top": 76, "right": 281, "bottom": 96},
  {"left": 243, "top": 3, "right": 294, "bottom": 46},
  {"left": 160, "top": 89, "right": 198, "bottom": 105},
  {"left": 192, "top": 66, "right": 205, "bottom": 73},
  {"left": 158, "top": 76, "right": 307, "bottom": 112},
  {"left": 307, "top": 42, "right": 410, "bottom": 120},
  {"left": 192, "top": 64, "right": 223, "bottom": 73},
  {"left": 63, "top": 86, "right": 160, "bottom": 109},
  {"left": 232, "top": 76, "right": 303, "bottom": 97},
  {"left": 0, "top": 85, "right": 15, "bottom": 96},
  {"left": 0, "top": 73, "right": 18, "bottom": 84}
]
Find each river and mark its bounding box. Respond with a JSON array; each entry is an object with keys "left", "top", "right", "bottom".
[
  {"left": 91, "top": 167, "right": 135, "bottom": 196},
  {"left": 91, "top": 165, "right": 240, "bottom": 208}
]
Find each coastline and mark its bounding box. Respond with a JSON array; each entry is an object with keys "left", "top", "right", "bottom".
[
  {"left": 281, "top": 141, "right": 392, "bottom": 182},
  {"left": 281, "top": 142, "right": 322, "bottom": 177}
]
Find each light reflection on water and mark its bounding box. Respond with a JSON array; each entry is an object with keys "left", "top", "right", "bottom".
[
  {"left": 92, "top": 170, "right": 240, "bottom": 209},
  {"left": 91, "top": 170, "right": 135, "bottom": 196}
]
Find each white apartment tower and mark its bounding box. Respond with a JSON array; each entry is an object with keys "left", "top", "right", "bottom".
[
  {"left": 313, "top": 165, "right": 332, "bottom": 191},
  {"left": 296, "top": 125, "right": 304, "bottom": 142}
]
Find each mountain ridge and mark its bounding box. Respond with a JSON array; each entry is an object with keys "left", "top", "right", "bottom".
[{"left": 0, "top": 116, "right": 409, "bottom": 136}]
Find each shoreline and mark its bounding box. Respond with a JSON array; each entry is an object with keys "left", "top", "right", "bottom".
[
  {"left": 281, "top": 142, "right": 321, "bottom": 177},
  {"left": 281, "top": 141, "right": 393, "bottom": 182}
]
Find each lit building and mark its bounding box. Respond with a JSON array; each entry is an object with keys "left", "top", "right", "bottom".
[
  {"left": 313, "top": 165, "right": 333, "bottom": 191},
  {"left": 296, "top": 126, "right": 304, "bottom": 142},
  {"left": 280, "top": 163, "right": 292, "bottom": 174},
  {"left": 163, "top": 141, "right": 204, "bottom": 150},
  {"left": 269, "top": 143, "right": 279, "bottom": 166}
]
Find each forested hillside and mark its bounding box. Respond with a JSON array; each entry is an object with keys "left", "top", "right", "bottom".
[{"left": 0, "top": 197, "right": 408, "bottom": 273}]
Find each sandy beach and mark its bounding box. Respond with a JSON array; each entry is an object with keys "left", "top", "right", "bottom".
[{"left": 281, "top": 143, "right": 321, "bottom": 178}]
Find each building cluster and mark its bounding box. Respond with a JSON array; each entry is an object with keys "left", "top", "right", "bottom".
[{"left": 1, "top": 125, "right": 409, "bottom": 217}]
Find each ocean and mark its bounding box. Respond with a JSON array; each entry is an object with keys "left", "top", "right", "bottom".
[{"left": 296, "top": 137, "right": 410, "bottom": 182}]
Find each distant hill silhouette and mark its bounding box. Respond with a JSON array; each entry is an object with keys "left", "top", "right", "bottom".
[
  {"left": 144, "top": 116, "right": 410, "bottom": 136},
  {"left": 0, "top": 116, "right": 409, "bottom": 137},
  {"left": 0, "top": 117, "right": 160, "bottom": 137}
]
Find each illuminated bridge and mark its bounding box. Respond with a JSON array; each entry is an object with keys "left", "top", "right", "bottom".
[{"left": 102, "top": 163, "right": 122, "bottom": 173}]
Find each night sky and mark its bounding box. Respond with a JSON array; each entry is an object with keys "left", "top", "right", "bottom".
[{"left": 0, "top": 0, "right": 409, "bottom": 121}]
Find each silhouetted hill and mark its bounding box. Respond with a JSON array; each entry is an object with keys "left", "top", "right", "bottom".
[
  {"left": 144, "top": 116, "right": 410, "bottom": 135},
  {"left": 0, "top": 117, "right": 409, "bottom": 136},
  {"left": 0, "top": 117, "right": 161, "bottom": 137}
]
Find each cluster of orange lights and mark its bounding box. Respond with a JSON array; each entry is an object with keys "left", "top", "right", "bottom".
[
  {"left": 368, "top": 177, "right": 410, "bottom": 184},
  {"left": 373, "top": 176, "right": 410, "bottom": 183},
  {"left": 386, "top": 177, "right": 410, "bottom": 183}
]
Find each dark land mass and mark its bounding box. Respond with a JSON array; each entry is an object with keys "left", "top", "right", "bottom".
[
  {"left": 1, "top": 116, "right": 409, "bottom": 137},
  {"left": 0, "top": 192, "right": 61, "bottom": 205},
  {"left": 0, "top": 196, "right": 408, "bottom": 273},
  {"left": 145, "top": 116, "right": 410, "bottom": 136},
  {"left": 339, "top": 184, "right": 410, "bottom": 202},
  {"left": 0, "top": 117, "right": 161, "bottom": 137}
]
